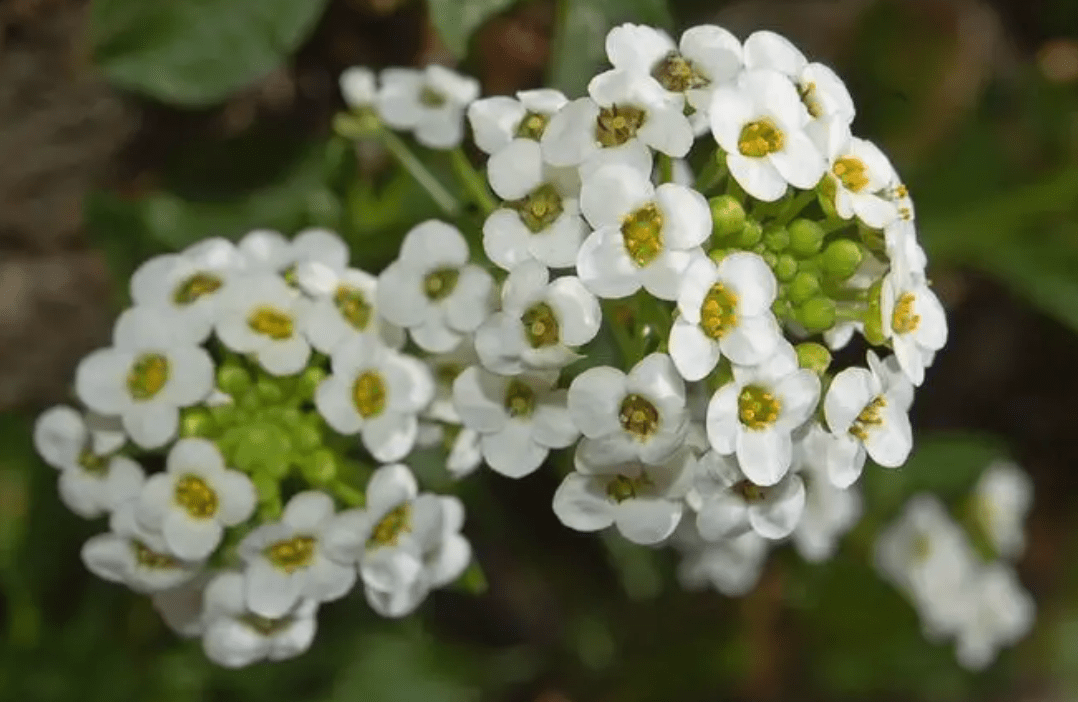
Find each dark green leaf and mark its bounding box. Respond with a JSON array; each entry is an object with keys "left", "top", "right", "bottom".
[{"left": 428, "top": 0, "right": 520, "bottom": 58}]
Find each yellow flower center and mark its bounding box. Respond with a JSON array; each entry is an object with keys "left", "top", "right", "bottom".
[
  {"left": 621, "top": 202, "right": 664, "bottom": 267},
  {"left": 738, "top": 119, "right": 785, "bottom": 158},
  {"left": 732, "top": 480, "right": 768, "bottom": 502},
  {"left": 266, "top": 535, "right": 316, "bottom": 573},
  {"left": 174, "top": 474, "right": 219, "bottom": 519},
  {"left": 172, "top": 272, "right": 223, "bottom": 305},
  {"left": 797, "top": 81, "right": 824, "bottom": 119},
  {"left": 515, "top": 111, "right": 550, "bottom": 140},
  {"left": 368, "top": 503, "right": 411, "bottom": 548},
  {"left": 126, "top": 353, "right": 170, "bottom": 401},
  {"left": 738, "top": 385, "right": 781, "bottom": 430},
  {"left": 78, "top": 450, "right": 109, "bottom": 476},
  {"left": 849, "top": 396, "right": 887, "bottom": 441},
  {"left": 419, "top": 86, "right": 446, "bottom": 107},
  {"left": 239, "top": 613, "right": 292, "bottom": 636},
  {"left": 503, "top": 378, "right": 536, "bottom": 418},
  {"left": 700, "top": 283, "right": 739, "bottom": 339},
  {"left": 596, "top": 105, "right": 646, "bottom": 147},
  {"left": 606, "top": 473, "right": 650, "bottom": 503},
  {"left": 521, "top": 301, "right": 559, "bottom": 348},
  {"left": 833, "top": 156, "right": 870, "bottom": 193},
  {"left": 131, "top": 540, "right": 180, "bottom": 569},
  {"left": 248, "top": 306, "right": 294, "bottom": 340},
  {"left": 652, "top": 52, "right": 709, "bottom": 93},
  {"left": 334, "top": 284, "right": 372, "bottom": 331},
  {"left": 891, "top": 292, "right": 920, "bottom": 334},
  {"left": 619, "top": 394, "right": 660, "bottom": 438},
  {"left": 423, "top": 267, "right": 459, "bottom": 301},
  {"left": 352, "top": 371, "right": 387, "bottom": 418},
  {"left": 511, "top": 183, "right": 564, "bottom": 233},
  {"left": 910, "top": 532, "right": 932, "bottom": 563}
]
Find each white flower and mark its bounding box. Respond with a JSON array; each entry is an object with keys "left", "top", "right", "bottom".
[
  {"left": 705, "top": 340, "right": 820, "bottom": 486},
  {"left": 377, "top": 65, "right": 480, "bottom": 149},
  {"left": 214, "top": 273, "right": 311, "bottom": 376},
  {"left": 82, "top": 501, "right": 204, "bottom": 593},
  {"left": 605, "top": 23, "right": 742, "bottom": 130},
  {"left": 377, "top": 220, "right": 495, "bottom": 353},
  {"left": 823, "top": 351, "right": 914, "bottom": 487},
  {"left": 743, "top": 30, "right": 855, "bottom": 127},
  {"left": 670, "top": 252, "right": 781, "bottom": 381},
  {"left": 553, "top": 444, "right": 695, "bottom": 544},
  {"left": 315, "top": 336, "right": 434, "bottom": 462},
  {"left": 568, "top": 353, "right": 688, "bottom": 468},
  {"left": 792, "top": 423, "right": 862, "bottom": 562},
  {"left": 129, "top": 238, "right": 244, "bottom": 343},
  {"left": 710, "top": 70, "right": 826, "bottom": 202},
  {"left": 238, "top": 491, "right": 357, "bottom": 618},
  {"left": 296, "top": 260, "right": 405, "bottom": 355},
  {"left": 452, "top": 366, "right": 578, "bottom": 477},
  {"left": 971, "top": 459, "right": 1032, "bottom": 560},
  {"left": 467, "top": 89, "right": 569, "bottom": 155},
  {"left": 423, "top": 336, "right": 480, "bottom": 424},
  {"left": 201, "top": 571, "right": 318, "bottom": 668},
  {"left": 953, "top": 563, "right": 1035, "bottom": 671},
  {"left": 446, "top": 426, "right": 484, "bottom": 478},
  {"left": 75, "top": 307, "right": 214, "bottom": 449},
  {"left": 884, "top": 218, "right": 927, "bottom": 279},
  {"left": 482, "top": 140, "right": 588, "bottom": 271},
  {"left": 475, "top": 261, "right": 600, "bottom": 374},
  {"left": 152, "top": 575, "right": 211, "bottom": 638},
  {"left": 33, "top": 405, "right": 143, "bottom": 518},
  {"left": 880, "top": 262, "right": 948, "bottom": 386},
  {"left": 576, "top": 164, "right": 710, "bottom": 300},
  {"left": 691, "top": 449, "right": 805, "bottom": 540},
  {"left": 672, "top": 521, "right": 769, "bottom": 596},
  {"left": 237, "top": 227, "right": 349, "bottom": 277},
  {"left": 340, "top": 66, "right": 377, "bottom": 109},
  {"left": 135, "top": 438, "right": 256, "bottom": 560},
  {"left": 816, "top": 121, "right": 899, "bottom": 228}
]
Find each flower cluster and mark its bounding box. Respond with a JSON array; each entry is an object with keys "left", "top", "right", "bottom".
[
  {"left": 875, "top": 460, "right": 1035, "bottom": 670},
  {"left": 36, "top": 20, "right": 961, "bottom": 667}
]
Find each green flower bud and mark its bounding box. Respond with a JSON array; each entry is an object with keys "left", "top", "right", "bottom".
[
  {"left": 816, "top": 178, "right": 839, "bottom": 219},
  {"left": 735, "top": 220, "right": 763, "bottom": 249},
  {"left": 761, "top": 250, "right": 777, "bottom": 268},
  {"left": 796, "top": 342, "right": 832, "bottom": 375},
  {"left": 262, "top": 454, "right": 291, "bottom": 480},
  {"left": 763, "top": 225, "right": 789, "bottom": 252},
  {"left": 863, "top": 280, "right": 886, "bottom": 345},
  {"left": 208, "top": 401, "right": 236, "bottom": 428},
  {"left": 774, "top": 254, "right": 798, "bottom": 282},
  {"left": 256, "top": 377, "right": 284, "bottom": 405},
  {"left": 709, "top": 195, "right": 746, "bottom": 238},
  {"left": 787, "top": 271, "right": 821, "bottom": 304},
  {"left": 788, "top": 219, "right": 825, "bottom": 258},
  {"left": 301, "top": 449, "right": 337, "bottom": 486},
  {"left": 179, "top": 408, "right": 215, "bottom": 438},
  {"left": 822, "top": 240, "right": 863, "bottom": 281},
  {"left": 251, "top": 472, "right": 282, "bottom": 517},
  {"left": 708, "top": 247, "right": 728, "bottom": 264},
  {"left": 293, "top": 419, "right": 323, "bottom": 452},
  {"left": 217, "top": 363, "right": 251, "bottom": 396},
  {"left": 297, "top": 365, "right": 329, "bottom": 399},
  {"left": 238, "top": 389, "right": 261, "bottom": 413},
  {"left": 798, "top": 297, "right": 837, "bottom": 332}
]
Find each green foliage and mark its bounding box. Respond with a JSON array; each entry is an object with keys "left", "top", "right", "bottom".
[
  {"left": 90, "top": 0, "right": 331, "bottom": 106},
  {"left": 428, "top": 0, "right": 520, "bottom": 58}
]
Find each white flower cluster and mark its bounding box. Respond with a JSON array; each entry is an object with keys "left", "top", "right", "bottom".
[{"left": 874, "top": 460, "right": 1034, "bottom": 670}]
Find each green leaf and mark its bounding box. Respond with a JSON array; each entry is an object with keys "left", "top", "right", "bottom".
[
  {"left": 428, "top": 0, "right": 519, "bottom": 58},
  {"left": 548, "top": 0, "right": 673, "bottom": 97},
  {"left": 90, "top": 0, "right": 331, "bottom": 106}
]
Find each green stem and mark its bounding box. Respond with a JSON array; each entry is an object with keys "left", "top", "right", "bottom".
[
  {"left": 820, "top": 216, "right": 851, "bottom": 235},
  {"left": 380, "top": 128, "right": 461, "bottom": 217},
  {"left": 775, "top": 190, "right": 816, "bottom": 226},
  {"left": 331, "top": 480, "right": 365, "bottom": 507},
  {"left": 658, "top": 153, "right": 674, "bottom": 184},
  {"left": 603, "top": 300, "right": 638, "bottom": 366},
  {"left": 450, "top": 147, "right": 498, "bottom": 217},
  {"left": 695, "top": 152, "right": 727, "bottom": 193},
  {"left": 725, "top": 174, "right": 746, "bottom": 202}
]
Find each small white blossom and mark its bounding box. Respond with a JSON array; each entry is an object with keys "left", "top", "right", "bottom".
[
  {"left": 884, "top": 218, "right": 928, "bottom": 279},
  {"left": 297, "top": 260, "right": 405, "bottom": 355},
  {"left": 452, "top": 366, "right": 578, "bottom": 477},
  {"left": 377, "top": 220, "right": 494, "bottom": 353},
  {"left": 237, "top": 227, "right": 349, "bottom": 277},
  {"left": 792, "top": 423, "right": 862, "bottom": 562},
  {"left": 691, "top": 449, "right": 805, "bottom": 541},
  {"left": 238, "top": 491, "right": 356, "bottom": 618},
  {"left": 340, "top": 66, "right": 377, "bottom": 109},
  {"left": 880, "top": 262, "right": 948, "bottom": 386},
  {"left": 577, "top": 164, "right": 710, "bottom": 300},
  {"left": 705, "top": 341, "right": 820, "bottom": 486},
  {"left": 423, "top": 336, "right": 480, "bottom": 424},
  {"left": 475, "top": 261, "right": 601, "bottom": 374},
  {"left": 817, "top": 121, "right": 899, "bottom": 228},
  {"left": 377, "top": 65, "right": 480, "bottom": 149},
  {"left": 670, "top": 252, "right": 781, "bottom": 380},
  {"left": 672, "top": 521, "right": 769, "bottom": 596},
  {"left": 136, "top": 438, "right": 256, "bottom": 560},
  {"left": 75, "top": 307, "right": 214, "bottom": 449},
  {"left": 953, "top": 563, "right": 1035, "bottom": 670},
  {"left": 467, "top": 89, "right": 569, "bottom": 155},
  {"left": 215, "top": 273, "right": 312, "bottom": 376},
  {"left": 568, "top": 353, "right": 688, "bottom": 468},
  {"left": 315, "top": 336, "right": 434, "bottom": 462},
  {"left": 971, "top": 459, "right": 1033, "bottom": 560}
]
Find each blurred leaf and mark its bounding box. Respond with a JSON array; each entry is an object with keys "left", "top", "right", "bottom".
[
  {"left": 89, "top": 0, "right": 330, "bottom": 106},
  {"left": 428, "top": 0, "right": 519, "bottom": 58},
  {"left": 548, "top": 0, "right": 672, "bottom": 97}
]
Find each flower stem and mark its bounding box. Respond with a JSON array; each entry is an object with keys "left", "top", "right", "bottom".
[
  {"left": 658, "top": 153, "right": 674, "bottom": 184},
  {"left": 603, "top": 300, "right": 638, "bottom": 366},
  {"left": 379, "top": 128, "right": 461, "bottom": 217},
  {"left": 775, "top": 190, "right": 816, "bottom": 226},
  {"left": 695, "top": 152, "right": 727, "bottom": 193},
  {"left": 450, "top": 147, "right": 498, "bottom": 217}
]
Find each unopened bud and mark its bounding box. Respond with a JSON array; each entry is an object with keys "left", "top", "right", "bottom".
[
  {"left": 822, "top": 240, "right": 863, "bottom": 281},
  {"left": 709, "top": 195, "right": 746, "bottom": 238},
  {"left": 788, "top": 219, "right": 825, "bottom": 258},
  {"left": 796, "top": 342, "right": 832, "bottom": 375}
]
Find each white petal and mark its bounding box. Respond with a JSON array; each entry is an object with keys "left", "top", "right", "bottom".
[
  {"left": 123, "top": 402, "right": 178, "bottom": 449},
  {"left": 547, "top": 276, "right": 601, "bottom": 345},
  {"left": 637, "top": 104, "right": 694, "bottom": 157},
  {"left": 825, "top": 434, "right": 865, "bottom": 489},
  {"left": 365, "top": 463, "right": 419, "bottom": 516},
  {"left": 453, "top": 366, "right": 510, "bottom": 433},
  {"left": 708, "top": 87, "right": 755, "bottom": 150},
  {"left": 481, "top": 423, "right": 548, "bottom": 477},
  {"left": 655, "top": 183, "right": 711, "bottom": 249},
  {"left": 770, "top": 129, "right": 826, "bottom": 189},
  {"left": 640, "top": 249, "right": 696, "bottom": 301},
  {"left": 774, "top": 370, "right": 821, "bottom": 430},
  {"left": 488, "top": 139, "right": 544, "bottom": 201},
  {"left": 245, "top": 560, "right": 303, "bottom": 618},
  {"left": 305, "top": 557, "right": 357, "bottom": 602},
  {"left": 541, "top": 98, "right": 599, "bottom": 167},
  {"left": 567, "top": 366, "right": 626, "bottom": 438},
  {"left": 718, "top": 251, "right": 777, "bottom": 315},
  {"left": 743, "top": 30, "right": 806, "bottom": 75},
  {"left": 528, "top": 211, "right": 589, "bottom": 269},
  {"left": 614, "top": 498, "right": 683, "bottom": 544},
  {"left": 315, "top": 375, "right": 362, "bottom": 434},
  {"left": 283, "top": 490, "right": 335, "bottom": 531},
  {"left": 552, "top": 474, "right": 614, "bottom": 531},
  {"left": 579, "top": 165, "right": 653, "bottom": 228},
  {"left": 530, "top": 396, "right": 580, "bottom": 448},
  {"left": 399, "top": 220, "right": 469, "bottom": 269},
  {"left": 467, "top": 96, "right": 525, "bottom": 154},
  {"left": 75, "top": 349, "right": 131, "bottom": 416},
  {"left": 727, "top": 153, "right": 787, "bottom": 202},
  {"left": 606, "top": 23, "right": 675, "bottom": 73},
  {"left": 705, "top": 383, "right": 740, "bottom": 454},
  {"left": 163, "top": 510, "right": 222, "bottom": 560},
  {"left": 483, "top": 209, "right": 534, "bottom": 271},
  {"left": 361, "top": 413, "right": 418, "bottom": 462},
  {"left": 576, "top": 227, "right": 641, "bottom": 299},
  {"left": 748, "top": 476, "right": 805, "bottom": 539},
  {"left": 218, "top": 470, "right": 257, "bottom": 525},
  {"left": 257, "top": 337, "right": 311, "bottom": 376},
  {"left": 33, "top": 406, "right": 86, "bottom": 469},
  {"left": 445, "top": 265, "right": 494, "bottom": 333},
  {"left": 824, "top": 367, "right": 877, "bottom": 434},
  {"left": 669, "top": 318, "right": 722, "bottom": 381},
  {"left": 680, "top": 25, "right": 742, "bottom": 84},
  {"left": 737, "top": 427, "right": 792, "bottom": 486},
  {"left": 697, "top": 493, "right": 751, "bottom": 540},
  {"left": 863, "top": 405, "right": 912, "bottom": 468},
  {"left": 720, "top": 315, "right": 780, "bottom": 366}
]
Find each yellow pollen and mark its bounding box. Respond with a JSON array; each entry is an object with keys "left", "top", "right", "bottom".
[
  {"left": 419, "top": 85, "right": 446, "bottom": 107},
  {"left": 126, "top": 353, "right": 170, "bottom": 401},
  {"left": 621, "top": 202, "right": 664, "bottom": 267},
  {"left": 516, "top": 112, "right": 550, "bottom": 140},
  {"left": 131, "top": 540, "right": 180, "bottom": 569},
  {"left": 266, "top": 535, "right": 316, "bottom": 572},
  {"left": 248, "top": 306, "right": 294, "bottom": 340},
  {"left": 652, "top": 52, "right": 709, "bottom": 93},
  {"left": 732, "top": 480, "right": 768, "bottom": 502},
  {"left": 738, "top": 119, "right": 785, "bottom": 158},
  {"left": 239, "top": 614, "right": 292, "bottom": 636},
  {"left": 833, "top": 156, "right": 870, "bottom": 193},
  {"left": 504, "top": 378, "right": 536, "bottom": 418},
  {"left": 850, "top": 396, "right": 887, "bottom": 442},
  {"left": 891, "top": 292, "right": 920, "bottom": 334},
  {"left": 797, "top": 81, "right": 823, "bottom": 118},
  {"left": 606, "top": 473, "right": 649, "bottom": 503},
  {"left": 174, "top": 474, "right": 218, "bottom": 519},
  {"left": 368, "top": 503, "right": 411, "bottom": 548},
  {"left": 521, "top": 301, "right": 559, "bottom": 348},
  {"left": 911, "top": 532, "right": 932, "bottom": 563},
  {"left": 700, "top": 283, "right": 739, "bottom": 339},
  {"left": 738, "top": 385, "right": 781, "bottom": 430},
  {"left": 334, "top": 284, "right": 372, "bottom": 330},
  {"left": 510, "top": 183, "right": 564, "bottom": 233},
  {"left": 352, "top": 371, "right": 387, "bottom": 418},
  {"left": 423, "top": 268, "right": 459, "bottom": 301},
  {"left": 172, "top": 272, "right": 222, "bottom": 305},
  {"left": 78, "top": 450, "right": 109, "bottom": 476},
  {"left": 619, "top": 394, "right": 659, "bottom": 438},
  {"left": 596, "top": 105, "right": 646, "bottom": 147}
]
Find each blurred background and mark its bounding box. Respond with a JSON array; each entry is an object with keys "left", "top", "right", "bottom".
[{"left": 1, "top": 0, "right": 1078, "bottom": 699}]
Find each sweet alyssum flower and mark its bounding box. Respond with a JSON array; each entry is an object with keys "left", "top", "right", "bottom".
[
  {"left": 672, "top": 521, "right": 769, "bottom": 596},
  {"left": 136, "top": 438, "right": 256, "bottom": 560},
  {"left": 237, "top": 227, "right": 349, "bottom": 279},
  {"left": 452, "top": 366, "right": 578, "bottom": 477},
  {"left": 669, "top": 252, "right": 781, "bottom": 381},
  {"left": 340, "top": 66, "right": 377, "bottom": 110},
  {"left": 970, "top": 459, "right": 1033, "bottom": 560},
  {"left": 468, "top": 89, "right": 569, "bottom": 155},
  {"left": 377, "top": 65, "right": 480, "bottom": 149},
  {"left": 691, "top": 449, "right": 805, "bottom": 540},
  {"left": 952, "top": 563, "right": 1035, "bottom": 671},
  {"left": 705, "top": 341, "right": 820, "bottom": 486},
  {"left": 33, "top": 405, "right": 144, "bottom": 518},
  {"left": 215, "top": 273, "right": 312, "bottom": 376},
  {"left": 577, "top": 164, "right": 711, "bottom": 300},
  {"left": 76, "top": 306, "right": 214, "bottom": 449},
  {"left": 791, "top": 423, "right": 862, "bottom": 562},
  {"left": 880, "top": 262, "right": 948, "bottom": 386},
  {"left": 296, "top": 260, "right": 405, "bottom": 355},
  {"left": 474, "top": 261, "right": 601, "bottom": 374},
  {"left": 377, "top": 220, "right": 494, "bottom": 353},
  {"left": 315, "top": 335, "right": 434, "bottom": 462},
  {"left": 568, "top": 353, "right": 689, "bottom": 468},
  {"left": 816, "top": 122, "right": 899, "bottom": 229}
]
